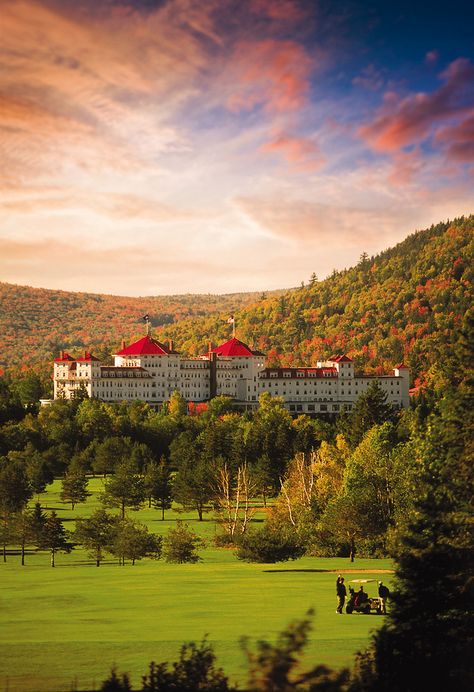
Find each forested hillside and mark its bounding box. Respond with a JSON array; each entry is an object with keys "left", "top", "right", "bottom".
[
  {"left": 0, "top": 285, "right": 276, "bottom": 374},
  {"left": 1, "top": 216, "right": 472, "bottom": 391},
  {"left": 160, "top": 216, "right": 473, "bottom": 388}
]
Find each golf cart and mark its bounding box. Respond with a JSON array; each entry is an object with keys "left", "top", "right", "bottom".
[{"left": 346, "top": 579, "right": 383, "bottom": 615}]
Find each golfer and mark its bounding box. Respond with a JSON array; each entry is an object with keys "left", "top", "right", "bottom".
[{"left": 336, "top": 576, "right": 346, "bottom": 613}]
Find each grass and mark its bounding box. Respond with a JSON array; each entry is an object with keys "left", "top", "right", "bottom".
[{"left": 0, "top": 479, "right": 394, "bottom": 691}]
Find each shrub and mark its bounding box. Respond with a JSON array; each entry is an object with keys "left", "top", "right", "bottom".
[
  {"left": 162, "top": 521, "right": 203, "bottom": 563},
  {"left": 236, "top": 524, "right": 306, "bottom": 563}
]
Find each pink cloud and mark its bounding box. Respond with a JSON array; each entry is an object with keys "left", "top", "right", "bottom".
[
  {"left": 434, "top": 114, "right": 474, "bottom": 163},
  {"left": 250, "top": 0, "right": 308, "bottom": 22},
  {"left": 359, "top": 58, "right": 474, "bottom": 152},
  {"left": 259, "top": 133, "right": 325, "bottom": 171},
  {"left": 226, "top": 39, "right": 313, "bottom": 113},
  {"left": 386, "top": 150, "right": 425, "bottom": 186},
  {"left": 425, "top": 50, "right": 439, "bottom": 65}
]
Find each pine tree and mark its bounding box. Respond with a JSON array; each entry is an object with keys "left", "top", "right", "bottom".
[
  {"left": 41, "top": 511, "right": 72, "bottom": 567},
  {"left": 355, "top": 308, "right": 474, "bottom": 691}
]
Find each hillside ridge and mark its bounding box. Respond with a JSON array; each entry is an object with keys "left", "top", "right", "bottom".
[{"left": 1, "top": 216, "right": 472, "bottom": 392}]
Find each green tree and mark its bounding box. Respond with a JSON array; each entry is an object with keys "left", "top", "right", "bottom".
[
  {"left": 99, "top": 666, "right": 132, "bottom": 692},
  {"left": 60, "top": 470, "right": 91, "bottom": 510},
  {"left": 101, "top": 460, "right": 145, "bottom": 519},
  {"left": 111, "top": 519, "right": 162, "bottom": 566},
  {"left": 0, "top": 378, "right": 24, "bottom": 424},
  {"left": 29, "top": 501, "right": 47, "bottom": 546},
  {"left": 144, "top": 457, "right": 173, "bottom": 519},
  {"left": 93, "top": 437, "right": 134, "bottom": 477},
  {"left": 75, "top": 509, "right": 116, "bottom": 566},
  {"left": 236, "top": 524, "right": 305, "bottom": 564},
  {"left": 172, "top": 456, "right": 214, "bottom": 521},
  {"left": 345, "top": 382, "right": 394, "bottom": 449},
  {"left": 25, "top": 447, "right": 54, "bottom": 496},
  {"left": 320, "top": 493, "right": 370, "bottom": 562},
  {"left": 242, "top": 609, "right": 349, "bottom": 691},
  {"left": 354, "top": 309, "right": 474, "bottom": 691},
  {"left": 0, "top": 459, "right": 32, "bottom": 561},
  {"left": 13, "top": 371, "right": 43, "bottom": 406},
  {"left": 41, "top": 511, "right": 72, "bottom": 567},
  {"left": 162, "top": 521, "right": 202, "bottom": 563},
  {"left": 141, "top": 638, "right": 233, "bottom": 692},
  {"left": 12, "top": 509, "right": 35, "bottom": 566}
]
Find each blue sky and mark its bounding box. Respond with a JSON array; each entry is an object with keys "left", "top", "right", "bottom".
[{"left": 1, "top": 0, "right": 472, "bottom": 295}]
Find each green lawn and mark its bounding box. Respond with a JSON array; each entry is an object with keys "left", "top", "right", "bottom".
[{"left": 1, "top": 480, "right": 394, "bottom": 691}]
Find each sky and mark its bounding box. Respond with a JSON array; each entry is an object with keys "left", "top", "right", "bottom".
[{"left": 1, "top": 0, "right": 473, "bottom": 296}]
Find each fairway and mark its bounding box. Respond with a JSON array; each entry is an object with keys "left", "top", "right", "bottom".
[{"left": 1, "top": 481, "right": 394, "bottom": 691}]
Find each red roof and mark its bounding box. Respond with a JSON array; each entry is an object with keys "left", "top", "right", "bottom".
[
  {"left": 76, "top": 352, "right": 100, "bottom": 362},
  {"left": 211, "top": 338, "right": 265, "bottom": 357},
  {"left": 114, "top": 335, "right": 178, "bottom": 356},
  {"left": 54, "top": 352, "right": 75, "bottom": 363},
  {"left": 329, "top": 354, "right": 353, "bottom": 363}
]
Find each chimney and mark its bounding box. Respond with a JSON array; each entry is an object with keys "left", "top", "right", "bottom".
[
  {"left": 208, "top": 341, "right": 213, "bottom": 355},
  {"left": 60, "top": 350, "right": 64, "bottom": 360},
  {"left": 168, "top": 339, "right": 174, "bottom": 352},
  {"left": 121, "top": 339, "right": 126, "bottom": 350}
]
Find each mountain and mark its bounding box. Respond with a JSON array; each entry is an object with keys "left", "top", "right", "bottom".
[
  {"left": 1, "top": 216, "right": 472, "bottom": 391},
  {"left": 158, "top": 216, "right": 473, "bottom": 388}
]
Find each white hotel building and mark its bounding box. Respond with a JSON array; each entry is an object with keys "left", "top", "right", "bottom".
[{"left": 53, "top": 334, "right": 410, "bottom": 414}]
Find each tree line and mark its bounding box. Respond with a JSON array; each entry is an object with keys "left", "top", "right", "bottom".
[{"left": 1, "top": 375, "right": 429, "bottom": 565}]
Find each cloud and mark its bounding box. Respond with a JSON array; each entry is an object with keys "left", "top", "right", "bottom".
[
  {"left": 359, "top": 58, "right": 474, "bottom": 152},
  {"left": 235, "top": 193, "right": 417, "bottom": 246},
  {"left": 225, "top": 39, "right": 314, "bottom": 113},
  {"left": 425, "top": 50, "right": 439, "bottom": 65},
  {"left": 0, "top": 236, "right": 233, "bottom": 295},
  {"left": 250, "top": 0, "right": 309, "bottom": 23},
  {"left": 259, "top": 132, "right": 325, "bottom": 171},
  {"left": 434, "top": 114, "right": 474, "bottom": 163},
  {"left": 352, "top": 64, "right": 385, "bottom": 92}
]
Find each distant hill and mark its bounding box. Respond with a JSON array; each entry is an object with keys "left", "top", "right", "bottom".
[
  {"left": 0, "top": 285, "right": 281, "bottom": 374},
  {"left": 1, "top": 216, "right": 472, "bottom": 390}
]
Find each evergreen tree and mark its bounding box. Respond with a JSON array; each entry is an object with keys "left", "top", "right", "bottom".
[
  {"left": 75, "top": 509, "right": 116, "bottom": 566},
  {"left": 101, "top": 460, "right": 145, "bottom": 519},
  {"left": 345, "top": 382, "right": 394, "bottom": 449},
  {"left": 111, "top": 519, "right": 162, "bottom": 566},
  {"left": 354, "top": 308, "right": 474, "bottom": 691},
  {"left": 41, "top": 511, "right": 72, "bottom": 567},
  {"left": 144, "top": 457, "right": 172, "bottom": 519},
  {"left": 0, "top": 459, "right": 32, "bottom": 561},
  {"left": 60, "top": 469, "right": 91, "bottom": 509},
  {"left": 162, "top": 521, "right": 202, "bottom": 563}
]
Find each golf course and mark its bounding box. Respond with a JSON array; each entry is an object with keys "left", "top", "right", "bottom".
[{"left": 1, "top": 479, "right": 393, "bottom": 692}]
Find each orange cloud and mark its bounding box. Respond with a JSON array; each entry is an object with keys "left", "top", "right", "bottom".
[
  {"left": 359, "top": 58, "right": 474, "bottom": 152},
  {"left": 235, "top": 194, "right": 417, "bottom": 246},
  {"left": 226, "top": 39, "right": 313, "bottom": 113},
  {"left": 259, "top": 133, "right": 325, "bottom": 171}
]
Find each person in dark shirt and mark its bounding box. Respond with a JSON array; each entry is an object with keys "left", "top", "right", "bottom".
[
  {"left": 336, "top": 576, "right": 347, "bottom": 613},
  {"left": 378, "top": 581, "right": 390, "bottom": 613},
  {"left": 356, "top": 586, "right": 368, "bottom": 606}
]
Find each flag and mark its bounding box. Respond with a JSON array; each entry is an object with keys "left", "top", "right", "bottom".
[
  {"left": 227, "top": 315, "right": 235, "bottom": 324},
  {"left": 143, "top": 314, "right": 150, "bottom": 322}
]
